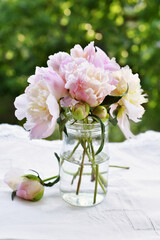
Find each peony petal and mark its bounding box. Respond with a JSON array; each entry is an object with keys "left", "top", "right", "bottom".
[
  {"left": 104, "top": 61, "right": 120, "bottom": 71},
  {"left": 36, "top": 67, "right": 67, "bottom": 100},
  {"left": 46, "top": 94, "right": 60, "bottom": 118},
  {"left": 29, "top": 94, "right": 59, "bottom": 139},
  {"left": 30, "top": 120, "right": 55, "bottom": 139},
  {"left": 16, "top": 189, "right": 28, "bottom": 199},
  {"left": 95, "top": 47, "right": 120, "bottom": 71},
  {"left": 14, "top": 94, "right": 27, "bottom": 120},
  {"left": 117, "top": 107, "right": 134, "bottom": 139},
  {"left": 84, "top": 41, "right": 95, "bottom": 62},
  {"left": 4, "top": 168, "right": 24, "bottom": 190},
  {"left": 47, "top": 52, "right": 70, "bottom": 74},
  {"left": 123, "top": 99, "right": 145, "bottom": 123},
  {"left": 60, "top": 95, "right": 79, "bottom": 107},
  {"left": 95, "top": 47, "right": 109, "bottom": 60},
  {"left": 70, "top": 44, "right": 84, "bottom": 58}
]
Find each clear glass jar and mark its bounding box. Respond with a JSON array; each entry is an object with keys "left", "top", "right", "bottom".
[{"left": 60, "top": 118, "right": 109, "bottom": 207}]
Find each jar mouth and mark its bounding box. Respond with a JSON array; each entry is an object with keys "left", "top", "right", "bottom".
[{"left": 66, "top": 116, "right": 108, "bottom": 131}]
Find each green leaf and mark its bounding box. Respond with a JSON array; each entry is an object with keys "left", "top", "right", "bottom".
[
  {"left": 109, "top": 115, "right": 118, "bottom": 126},
  {"left": 90, "top": 115, "right": 105, "bottom": 155},
  {"left": 11, "top": 190, "right": 17, "bottom": 201},
  {"left": 63, "top": 125, "right": 68, "bottom": 137},
  {"left": 54, "top": 152, "right": 60, "bottom": 165},
  {"left": 43, "top": 176, "right": 60, "bottom": 187},
  {"left": 56, "top": 117, "right": 61, "bottom": 124},
  {"left": 29, "top": 169, "right": 40, "bottom": 178},
  {"left": 101, "top": 95, "right": 122, "bottom": 105},
  {"left": 54, "top": 152, "right": 61, "bottom": 174},
  {"left": 23, "top": 174, "right": 40, "bottom": 181},
  {"left": 108, "top": 105, "right": 121, "bottom": 126},
  {"left": 101, "top": 85, "right": 129, "bottom": 105},
  {"left": 57, "top": 115, "right": 69, "bottom": 138}
]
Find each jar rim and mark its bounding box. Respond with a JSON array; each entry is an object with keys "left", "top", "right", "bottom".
[{"left": 66, "top": 116, "right": 108, "bottom": 131}]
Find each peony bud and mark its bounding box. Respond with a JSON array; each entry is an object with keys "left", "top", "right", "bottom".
[
  {"left": 16, "top": 176, "right": 44, "bottom": 201},
  {"left": 92, "top": 106, "right": 109, "bottom": 122},
  {"left": 71, "top": 102, "right": 90, "bottom": 120},
  {"left": 4, "top": 169, "right": 44, "bottom": 201}
]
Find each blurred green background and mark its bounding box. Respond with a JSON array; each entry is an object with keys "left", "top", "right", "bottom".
[{"left": 0, "top": 0, "right": 159, "bottom": 141}]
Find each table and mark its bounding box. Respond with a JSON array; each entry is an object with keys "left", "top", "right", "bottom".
[{"left": 0, "top": 124, "right": 160, "bottom": 240}]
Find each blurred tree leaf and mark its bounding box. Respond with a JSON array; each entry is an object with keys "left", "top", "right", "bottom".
[{"left": 0, "top": 0, "right": 160, "bottom": 141}]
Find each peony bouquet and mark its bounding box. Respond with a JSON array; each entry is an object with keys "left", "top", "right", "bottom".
[
  {"left": 6, "top": 42, "right": 147, "bottom": 205},
  {"left": 14, "top": 41, "right": 147, "bottom": 140}
]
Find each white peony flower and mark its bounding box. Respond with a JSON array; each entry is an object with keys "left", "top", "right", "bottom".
[{"left": 110, "top": 66, "right": 148, "bottom": 138}]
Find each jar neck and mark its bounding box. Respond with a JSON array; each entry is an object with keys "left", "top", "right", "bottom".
[{"left": 66, "top": 117, "right": 108, "bottom": 132}]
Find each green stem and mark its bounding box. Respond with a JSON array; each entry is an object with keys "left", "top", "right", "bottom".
[
  {"left": 90, "top": 139, "right": 95, "bottom": 162},
  {"left": 85, "top": 144, "right": 107, "bottom": 194},
  {"left": 109, "top": 165, "right": 130, "bottom": 169},
  {"left": 71, "top": 168, "right": 80, "bottom": 185},
  {"left": 61, "top": 140, "right": 80, "bottom": 166},
  {"left": 76, "top": 141, "right": 86, "bottom": 195},
  {"left": 99, "top": 174, "right": 108, "bottom": 187},
  {"left": 68, "top": 141, "right": 80, "bottom": 159},
  {"left": 93, "top": 165, "right": 99, "bottom": 204},
  {"left": 87, "top": 139, "right": 91, "bottom": 154},
  {"left": 90, "top": 139, "right": 99, "bottom": 203},
  {"left": 90, "top": 139, "right": 95, "bottom": 181},
  {"left": 43, "top": 175, "right": 58, "bottom": 183},
  {"left": 97, "top": 175, "right": 107, "bottom": 194}
]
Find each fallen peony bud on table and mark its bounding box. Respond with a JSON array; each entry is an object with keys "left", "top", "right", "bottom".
[{"left": 4, "top": 169, "right": 44, "bottom": 201}]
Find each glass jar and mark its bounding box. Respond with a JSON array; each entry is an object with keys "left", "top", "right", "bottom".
[{"left": 60, "top": 118, "right": 109, "bottom": 207}]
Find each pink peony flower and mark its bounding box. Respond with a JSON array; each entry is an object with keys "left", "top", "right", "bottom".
[
  {"left": 64, "top": 60, "right": 116, "bottom": 107},
  {"left": 4, "top": 169, "right": 44, "bottom": 201},
  {"left": 14, "top": 67, "right": 66, "bottom": 139}
]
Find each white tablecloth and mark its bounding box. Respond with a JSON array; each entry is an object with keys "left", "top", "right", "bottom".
[{"left": 0, "top": 124, "right": 160, "bottom": 240}]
